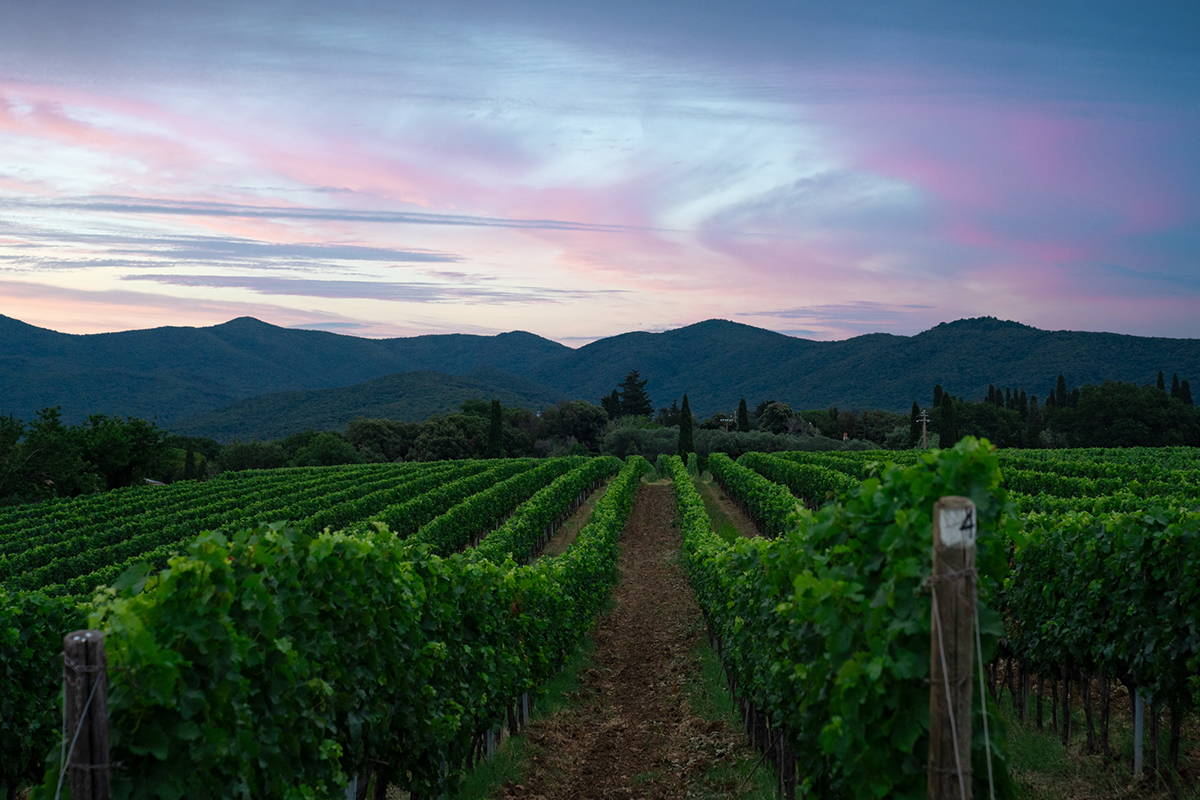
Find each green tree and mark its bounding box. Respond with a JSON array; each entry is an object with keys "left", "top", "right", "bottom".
[
  {"left": 293, "top": 432, "right": 363, "bottom": 467},
  {"left": 485, "top": 399, "right": 505, "bottom": 458},
  {"left": 617, "top": 370, "right": 654, "bottom": 418},
  {"left": 408, "top": 416, "right": 474, "bottom": 461},
  {"left": 933, "top": 384, "right": 944, "bottom": 408},
  {"left": 218, "top": 440, "right": 289, "bottom": 471},
  {"left": 281, "top": 430, "right": 320, "bottom": 461},
  {"left": 538, "top": 400, "right": 610, "bottom": 451},
  {"left": 678, "top": 394, "right": 695, "bottom": 456},
  {"left": 346, "top": 417, "right": 419, "bottom": 462},
  {"left": 758, "top": 402, "right": 794, "bottom": 435},
  {"left": 459, "top": 398, "right": 491, "bottom": 417},
  {"left": 1057, "top": 374, "right": 1068, "bottom": 404},
  {"left": 736, "top": 398, "right": 750, "bottom": 432},
  {"left": 1171, "top": 373, "right": 1181, "bottom": 399},
  {"left": 1182, "top": 380, "right": 1194, "bottom": 407},
  {"left": 939, "top": 394, "right": 959, "bottom": 446},
  {"left": 1157, "top": 371, "right": 1166, "bottom": 392},
  {"left": 183, "top": 444, "right": 196, "bottom": 480},
  {"left": 655, "top": 398, "right": 681, "bottom": 427},
  {"left": 1025, "top": 396, "right": 1043, "bottom": 447},
  {"left": 600, "top": 389, "right": 621, "bottom": 419},
  {"left": 79, "top": 414, "right": 167, "bottom": 490},
  {"left": 0, "top": 415, "right": 26, "bottom": 505},
  {"left": 21, "top": 407, "right": 94, "bottom": 500},
  {"left": 908, "top": 401, "right": 920, "bottom": 447}
]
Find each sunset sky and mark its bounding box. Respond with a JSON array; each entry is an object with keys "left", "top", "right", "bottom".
[{"left": 2, "top": 1, "right": 1198, "bottom": 343}]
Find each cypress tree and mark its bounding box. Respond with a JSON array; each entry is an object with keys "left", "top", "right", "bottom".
[
  {"left": 1157, "top": 371, "right": 1166, "bottom": 392},
  {"left": 1047, "top": 389, "right": 1056, "bottom": 408},
  {"left": 933, "top": 384, "right": 944, "bottom": 409},
  {"left": 601, "top": 389, "right": 621, "bottom": 419},
  {"left": 1026, "top": 396, "right": 1042, "bottom": 447},
  {"left": 1057, "top": 374, "right": 1068, "bottom": 402},
  {"left": 1071, "top": 388, "right": 1080, "bottom": 407},
  {"left": 184, "top": 444, "right": 196, "bottom": 480},
  {"left": 939, "top": 394, "right": 958, "bottom": 446},
  {"left": 1019, "top": 389, "right": 1029, "bottom": 420},
  {"left": 736, "top": 398, "right": 750, "bottom": 432},
  {"left": 618, "top": 370, "right": 654, "bottom": 417},
  {"left": 678, "top": 394, "right": 694, "bottom": 456},
  {"left": 909, "top": 401, "right": 920, "bottom": 448},
  {"left": 987, "top": 385, "right": 996, "bottom": 405},
  {"left": 1005, "top": 387, "right": 1013, "bottom": 410},
  {"left": 485, "top": 399, "right": 504, "bottom": 458},
  {"left": 1181, "top": 380, "right": 1194, "bottom": 407},
  {"left": 1171, "top": 373, "right": 1181, "bottom": 399}
]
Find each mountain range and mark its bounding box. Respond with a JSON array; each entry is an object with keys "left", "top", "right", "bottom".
[{"left": 2, "top": 313, "right": 1198, "bottom": 442}]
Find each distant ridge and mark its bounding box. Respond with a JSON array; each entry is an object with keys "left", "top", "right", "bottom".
[
  {"left": 0, "top": 314, "right": 569, "bottom": 426},
  {"left": 2, "top": 314, "right": 1199, "bottom": 434},
  {"left": 171, "top": 367, "right": 563, "bottom": 443},
  {"left": 524, "top": 316, "right": 1200, "bottom": 415}
]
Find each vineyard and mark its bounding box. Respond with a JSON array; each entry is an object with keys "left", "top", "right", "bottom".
[{"left": 2, "top": 442, "right": 1199, "bottom": 798}]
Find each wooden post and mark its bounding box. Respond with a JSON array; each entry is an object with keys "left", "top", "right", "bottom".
[
  {"left": 63, "top": 629, "right": 110, "bottom": 800},
  {"left": 1083, "top": 676, "right": 1095, "bottom": 754},
  {"left": 1148, "top": 699, "right": 1159, "bottom": 784},
  {"left": 928, "top": 496, "right": 976, "bottom": 800},
  {"left": 1060, "top": 664, "right": 1071, "bottom": 746},
  {"left": 1099, "top": 676, "right": 1111, "bottom": 759},
  {"left": 1134, "top": 692, "right": 1144, "bottom": 776},
  {"left": 1036, "top": 674, "right": 1044, "bottom": 730}
]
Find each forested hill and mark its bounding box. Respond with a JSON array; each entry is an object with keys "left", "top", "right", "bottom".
[
  {"left": 3, "top": 314, "right": 1199, "bottom": 429},
  {"left": 171, "top": 368, "right": 562, "bottom": 443},
  {"left": 536, "top": 317, "right": 1200, "bottom": 415},
  {"left": 0, "top": 315, "right": 569, "bottom": 426}
]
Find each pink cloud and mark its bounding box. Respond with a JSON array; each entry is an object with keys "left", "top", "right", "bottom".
[
  {"left": 0, "top": 278, "right": 431, "bottom": 338},
  {"left": 823, "top": 86, "right": 1193, "bottom": 264}
]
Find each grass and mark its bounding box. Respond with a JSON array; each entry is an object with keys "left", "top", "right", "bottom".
[
  {"left": 446, "top": 623, "right": 602, "bottom": 799},
  {"left": 692, "top": 474, "right": 749, "bottom": 544},
  {"left": 681, "top": 616, "right": 780, "bottom": 800},
  {"left": 1001, "top": 686, "right": 1200, "bottom": 800}
]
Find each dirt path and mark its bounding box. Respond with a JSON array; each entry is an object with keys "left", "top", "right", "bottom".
[{"left": 500, "top": 482, "right": 755, "bottom": 800}]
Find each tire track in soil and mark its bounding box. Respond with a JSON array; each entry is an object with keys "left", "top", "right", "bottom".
[{"left": 500, "top": 482, "right": 751, "bottom": 800}]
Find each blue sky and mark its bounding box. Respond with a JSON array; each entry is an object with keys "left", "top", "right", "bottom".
[{"left": 2, "top": 0, "right": 1198, "bottom": 342}]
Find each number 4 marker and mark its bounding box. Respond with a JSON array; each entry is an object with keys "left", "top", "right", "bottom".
[{"left": 939, "top": 507, "right": 976, "bottom": 546}]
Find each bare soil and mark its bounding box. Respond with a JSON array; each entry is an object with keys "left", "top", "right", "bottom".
[{"left": 499, "top": 482, "right": 756, "bottom": 800}]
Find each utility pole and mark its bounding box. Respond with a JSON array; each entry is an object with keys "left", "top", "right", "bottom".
[{"left": 918, "top": 409, "right": 932, "bottom": 449}]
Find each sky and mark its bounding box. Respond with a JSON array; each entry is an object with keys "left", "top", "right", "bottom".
[{"left": 2, "top": 0, "right": 1199, "bottom": 344}]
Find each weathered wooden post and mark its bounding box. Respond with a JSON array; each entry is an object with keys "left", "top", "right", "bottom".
[
  {"left": 63, "top": 629, "right": 110, "bottom": 800},
  {"left": 1134, "top": 691, "right": 1145, "bottom": 776},
  {"left": 928, "top": 497, "right": 977, "bottom": 800}
]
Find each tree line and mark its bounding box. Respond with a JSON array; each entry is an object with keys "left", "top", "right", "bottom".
[
  {"left": 5, "top": 368, "right": 1196, "bottom": 507},
  {"left": 0, "top": 409, "right": 173, "bottom": 506},
  {"left": 913, "top": 371, "right": 1199, "bottom": 448}
]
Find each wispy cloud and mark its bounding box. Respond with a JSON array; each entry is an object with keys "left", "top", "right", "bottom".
[
  {"left": 121, "top": 273, "right": 625, "bottom": 303},
  {"left": 1, "top": 3, "right": 1198, "bottom": 343},
  {"left": 0, "top": 196, "right": 651, "bottom": 234},
  {"left": 745, "top": 302, "right": 936, "bottom": 323},
  {"left": 739, "top": 302, "right": 941, "bottom": 340}
]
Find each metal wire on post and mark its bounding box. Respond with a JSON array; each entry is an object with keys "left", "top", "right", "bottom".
[
  {"left": 974, "top": 603, "right": 996, "bottom": 800},
  {"left": 931, "top": 589, "right": 968, "bottom": 800},
  {"left": 928, "top": 496, "right": 977, "bottom": 800}
]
